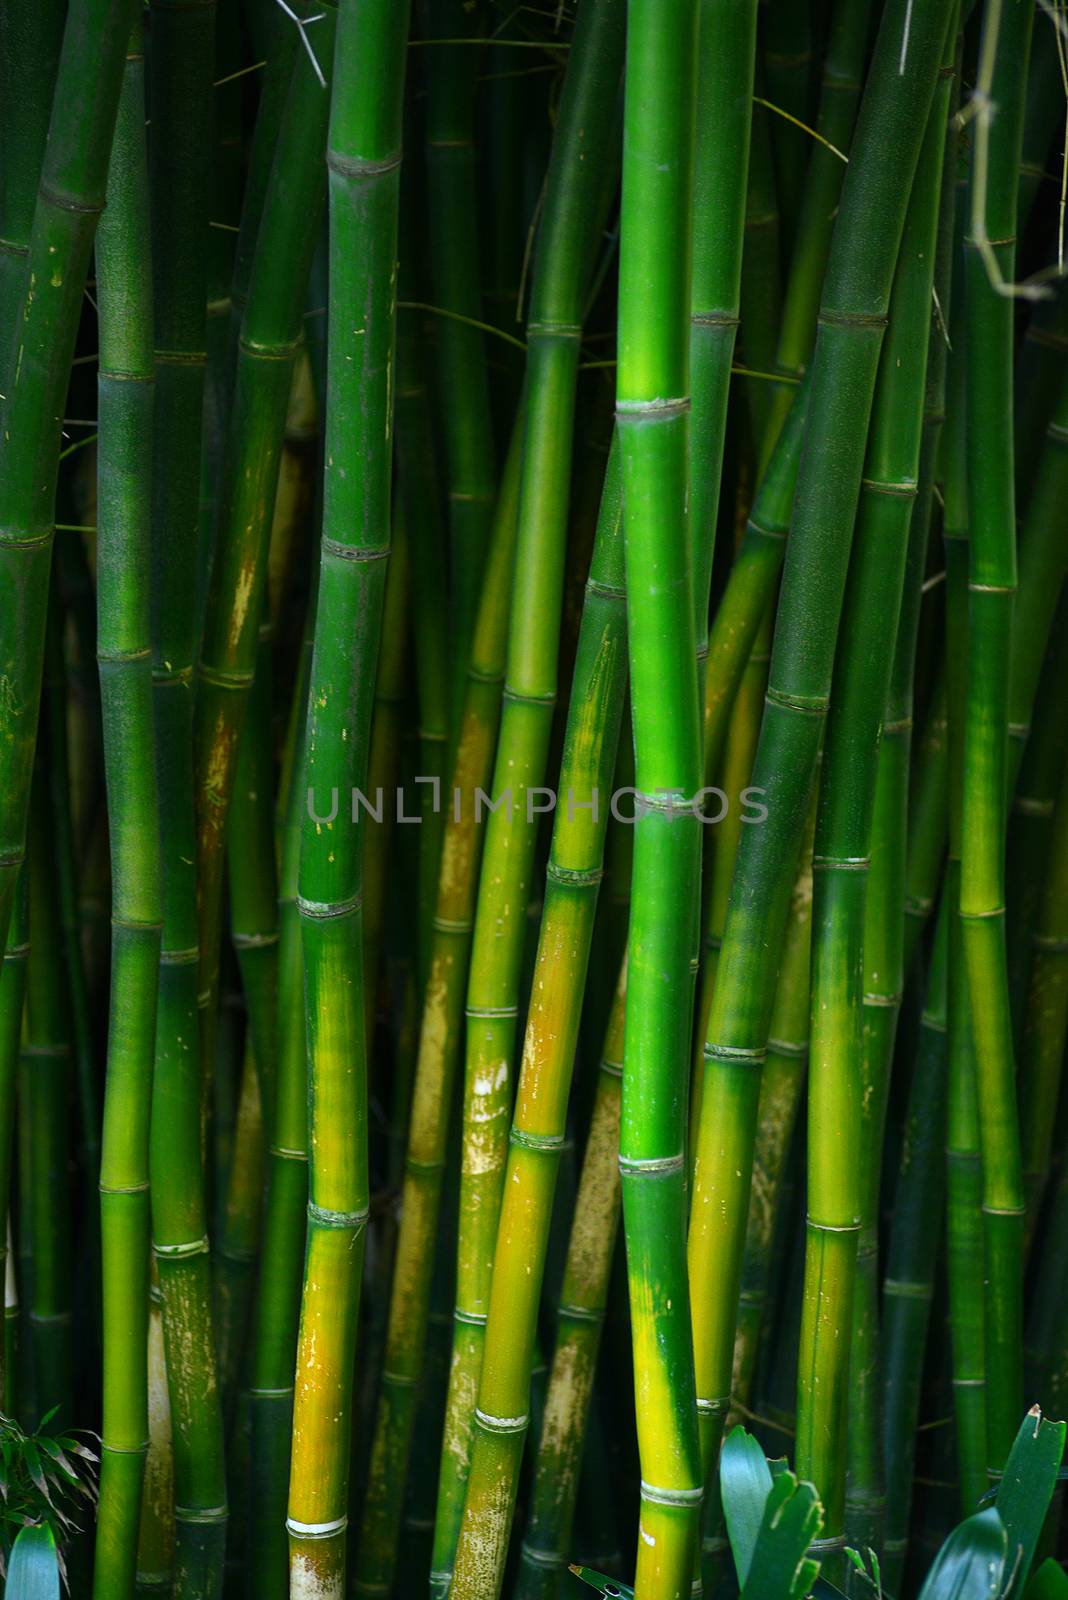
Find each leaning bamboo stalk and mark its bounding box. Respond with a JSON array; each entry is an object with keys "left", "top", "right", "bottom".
[
  {"left": 448, "top": 439, "right": 625, "bottom": 1600},
  {"left": 0, "top": 0, "right": 133, "bottom": 965},
  {"left": 193, "top": 0, "right": 336, "bottom": 1062},
  {"left": 431, "top": 5, "right": 625, "bottom": 1582},
  {"left": 93, "top": 22, "right": 164, "bottom": 1593},
  {"left": 286, "top": 5, "right": 410, "bottom": 1594},
  {"left": 353, "top": 412, "right": 522, "bottom": 1596},
  {"left": 616, "top": 4, "right": 703, "bottom": 1596},
  {"left": 688, "top": 0, "right": 953, "bottom": 1536},
  {"left": 960, "top": 0, "right": 1032, "bottom": 1475}
]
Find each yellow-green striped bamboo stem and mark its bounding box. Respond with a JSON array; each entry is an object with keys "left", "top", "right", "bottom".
[
  {"left": 690, "top": 0, "right": 953, "bottom": 1539},
  {"left": 515, "top": 958, "right": 627, "bottom": 1600},
  {"left": 432, "top": 4, "right": 626, "bottom": 1582},
  {"left": 617, "top": 3, "right": 703, "bottom": 1596},
  {"left": 352, "top": 412, "right": 522, "bottom": 1598},
  {"left": 839, "top": 38, "right": 957, "bottom": 1564},
  {"left": 286, "top": 5, "right": 410, "bottom": 1594},
  {"left": 193, "top": 0, "right": 335, "bottom": 1061},
  {"left": 146, "top": 0, "right": 228, "bottom": 1586},
  {"left": 93, "top": 22, "right": 164, "bottom": 1593},
  {"left": 448, "top": 441, "right": 625, "bottom": 1600},
  {"left": 960, "top": 0, "right": 1032, "bottom": 1476},
  {"left": 763, "top": 0, "right": 874, "bottom": 449},
  {"left": 420, "top": 0, "right": 497, "bottom": 731},
  {"left": 136, "top": 1268, "right": 175, "bottom": 1597},
  {"left": 0, "top": 0, "right": 133, "bottom": 966}
]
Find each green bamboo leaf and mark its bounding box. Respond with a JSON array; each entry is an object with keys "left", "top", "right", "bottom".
[
  {"left": 20, "top": 1444, "right": 51, "bottom": 1508},
  {"left": 741, "top": 1471, "right": 824, "bottom": 1600},
  {"left": 722, "top": 1424, "right": 775, "bottom": 1586},
  {"left": 5, "top": 1522, "right": 60, "bottom": 1600},
  {"left": 916, "top": 1507, "right": 1007, "bottom": 1600},
  {"left": 568, "top": 1564, "right": 633, "bottom": 1598},
  {"left": 1022, "top": 1557, "right": 1068, "bottom": 1600},
  {"left": 996, "top": 1407, "right": 1066, "bottom": 1599}
]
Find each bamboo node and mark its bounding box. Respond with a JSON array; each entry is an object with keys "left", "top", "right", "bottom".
[
  {"left": 286, "top": 1514, "right": 347, "bottom": 1539},
  {"left": 691, "top": 311, "right": 741, "bottom": 329},
  {"left": 307, "top": 1201, "right": 369, "bottom": 1229},
  {"left": 617, "top": 1152, "right": 684, "bottom": 1175},
  {"left": 153, "top": 1235, "right": 209, "bottom": 1259},
  {"left": 861, "top": 476, "right": 918, "bottom": 499},
  {"left": 599, "top": 1057, "right": 623, "bottom": 1078},
  {"left": 639, "top": 1480, "right": 703, "bottom": 1507},
  {"left": 510, "top": 1128, "right": 565, "bottom": 1152},
  {"left": 297, "top": 890, "right": 362, "bottom": 920},
  {"left": 175, "top": 1504, "right": 228, "bottom": 1524},
  {"left": 453, "top": 1309, "right": 487, "bottom": 1327},
  {"left": 0, "top": 526, "right": 51, "bottom": 550},
  {"left": 883, "top": 1278, "right": 933, "bottom": 1301},
  {"left": 765, "top": 686, "right": 827, "bottom": 715},
  {"left": 321, "top": 536, "right": 390, "bottom": 563},
  {"left": 39, "top": 181, "right": 104, "bottom": 217},
  {"left": 703, "top": 1043, "right": 764, "bottom": 1065},
  {"left": 808, "top": 1536, "right": 847, "bottom": 1554},
  {"left": 327, "top": 149, "right": 402, "bottom": 179},
  {"left": 817, "top": 309, "right": 887, "bottom": 330},
  {"left": 585, "top": 577, "right": 626, "bottom": 601},
  {"left": 475, "top": 1407, "right": 528, "bottom": 1434},
  {"left": 615, "top": 396, "right": 690, "bottom": 421},
  {"left": 695, "top": 1396, "right": 729, "bottom": 1415},
  {"left": 520, "top": 1542, "right": 566, "bottom": 1569},
  {"left": 747, "top": 515, "right": 788, "bottom": 543},
  {"left": 546, "top": 862, "right": 604, "bottom": 888},
  {"left": 557, "top": 1302, "right": 604, "bottom": 1325}
]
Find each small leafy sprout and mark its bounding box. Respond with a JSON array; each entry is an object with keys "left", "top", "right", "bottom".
[
  {"left": 845, "top": 1545, "right": 883, "bottom": 1600},
  {"left": 0, "top": 1409, "right": 99, "bottom": 1587}
]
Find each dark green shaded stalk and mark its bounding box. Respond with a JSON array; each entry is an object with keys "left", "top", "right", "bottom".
[
  {"left": 689, "top": 0, "right": 758, "bottom": 645},
  {"left": 448, "top": 442, "right": 625, "bottom": 1600},
  {"left": 193, "top": 3, "right": 335, "bottom": 1060},
  {"left": 0, "top": 872, "right": 26, "bottom": 1408},
  {"left": 764, "top": 0, "right": 875, "bottom": 449},
  {"left": 420, "top": 0, "right": 497, "bottom": 729},
  {"left": 136, "top": 1271, "right": 175, "bottom": 1594},
  {"left": 1013, "top": 284, "right": 1068, "bottom": 490},
  {"left": 93, "top": 25, "right": 163, "bottom": 1595},
  {"left": 0, "top": 0, "right": 64, "bottom": 364},
  {"left": 515, "top": 962, "right": 627, "bottom": 1600},
  {"left": 0, "top": 0, "right": 133, "bottom": 965},
  {"left": 738, "top": 85, "right": 784, "bottom": 461},
  {"left": 689, "top": 0, "right": 953, "bottom": 1544},
  {"left": 22, "top": 798, "right": 72, "bottom": 1426},
  {"left": 354, "top": 413, "right": 522, "bottom": 1597},
  {"left": 881, "top": 902, "right": 949, "bottom": 1596},
  {"left": 838, "top": 45, "right": 956, "bottom": 1563},
  {"left": 761, "top": 0, "right": 814, "bottom": 262},
  {"left": 286, "top": 5, "right": 410, "bottom": 1594},
  {"left": 960, "top": 0, "right": 1032, "bottom": 1476},
  {"left": 616, "top": 5, "right": 702, "bottom": 1596},
  {"left": 432, "top": 6, "right": 626, "bottom": 1583},
  {"left": 246, "top": 596, "right": 314, "bottom": 1600},
  {"left": 214, "top": 1040, "right": 265, "bottom": 1423},
  {"left": 146, "top": 0, "right": 227, "bottom": 1588},
  {"left": 903, "top": 671, "right": 949, "bottom": 967}
]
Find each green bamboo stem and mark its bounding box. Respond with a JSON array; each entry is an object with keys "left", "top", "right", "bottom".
[
  {"left": 23, "top": 797, "right": 73, "bottom": 1427},
  {"left": 960, "top": 0, "right": 1032, "bottom": 1477},
  {"left": 146, "top": 0, "right": 227, "bottom": 1587},
  {"left": 246, "top": 589, "right": 315, "bottom": 1600},
  {"left": 193, "top": 1, "right": 335, "bottom": 1060},
  {"left": 0, "top": 872, "right": 26, "bottom": 1410},
  {"left": 0, "top": 0, "right": 133, "bottom": 967},
  {"left": 136, "top": 1272, "right": 176, "bottom": 1595},
  {"left": 834, "top": 43, "right": 956, "bottom": 1562},
  {"left": 880, "top": 900, "right": 949, "bottom": 1593},
  {"left": 353, "top": 411, "right": 522, "bottom": 1597},
  {"left": 689, "top": 0, "right": 952, "bottom": 1543},
  {"left": 448, "top": 439, "right": 625, "bottom": 1600},
  {"left": 902, "top": 671, "right": 949, "bottom": 968},
  {"left": 763, "top": 0, "right": 875, "bottom": 449},
  {"left": 515, "top": 959, "right": 627, "bottom": 1600},
  {"left": 1013, "top": 283, "right": 1068, "bottom": 490},
  {"left": 432, "top": 5, "right": 626, "bottom": 1584},
  {"left": 420, "top": 0, "right": 497, "bottom": 729},
  {"left": 214, "top": 1041, "right": 265, "bottom": 1428},
  {"left": 93, "top": 24, "right": 164, "bottom": 1594},
  {"left": 738, "top": 82, "right": 784, "bottom": 462},
  {"left": 761, "top": 0, "right": 815, "bottom": 263},
  {"left": 616, "top": 5, "right": 702, "bottom": 1596},
  {"left": 0, "top": 0, "right": 64, "bottom": 365},
  {"left": 286, "top": 6, "right": 410, "bottom": 1594}
]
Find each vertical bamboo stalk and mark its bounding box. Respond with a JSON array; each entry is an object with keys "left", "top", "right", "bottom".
[{"left": 286, "top": 5, "right": 410, "bottom": 1594}]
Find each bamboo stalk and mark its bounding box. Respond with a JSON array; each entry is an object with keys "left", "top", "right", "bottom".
[
  {"left": 93, "top": 23, "right": 162, "bottom": 1593},
  {"left": 286, "top": 6, "right": 410, "bottom": 1593}
]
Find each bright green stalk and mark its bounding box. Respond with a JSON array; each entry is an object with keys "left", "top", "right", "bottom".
[
  {"left": 881, "top": 901, "right": 949, "bottom": 1593},
  {"left": 515, "top": 960, "right": 627, "bottom": 1600},
  {"left": 0, "top": 0, "right": 64, "bottom": 359},
  {"left": 432, "top": 5, "right": 626, "bottom": 1583},
  {"left": 616, "top": 5, "right": 702, "bottom": 1597},
  {"left": 764, "top": 0, "right": 875, "bottom": 449},
  {"left": 194, "top": 2, "right": 335, "bottom": 1052},
  {"left": 0, "top": 0, "right": 133, "bottom": 966},
  {"left": 689, "top": 0, "right": 758, "bottom": 646},
  {"left": 448, "top": 441, "right": 625, "bottom": 1600},
  {"left": 353, "top": 413, "right": 522, "bottom": 1597},
  {"left": 421, "top": 0, "right": 497, "bottom": 730},
  {"left": 835, "top": 42, "right": 955, "bottom": 1562},
  {"left": 147, "top": 0, "right": 227, "bottom": 1587},
  {"left": 689, "top": 0, "right": 953, "bottom": 1538},
  {"left": 960, "top": 0, "right": 1032, "bottom": 1476},
  {"left": 286, "top": 6, "right": 410, "bottom": 1594},
  {"left": 93, "top": 23, "right": 163, "bottom": 1595}
]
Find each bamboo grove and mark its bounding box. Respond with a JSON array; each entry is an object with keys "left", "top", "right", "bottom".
[{"left": 4, "top": 0, "right": 1068, "bottom": 1597}]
